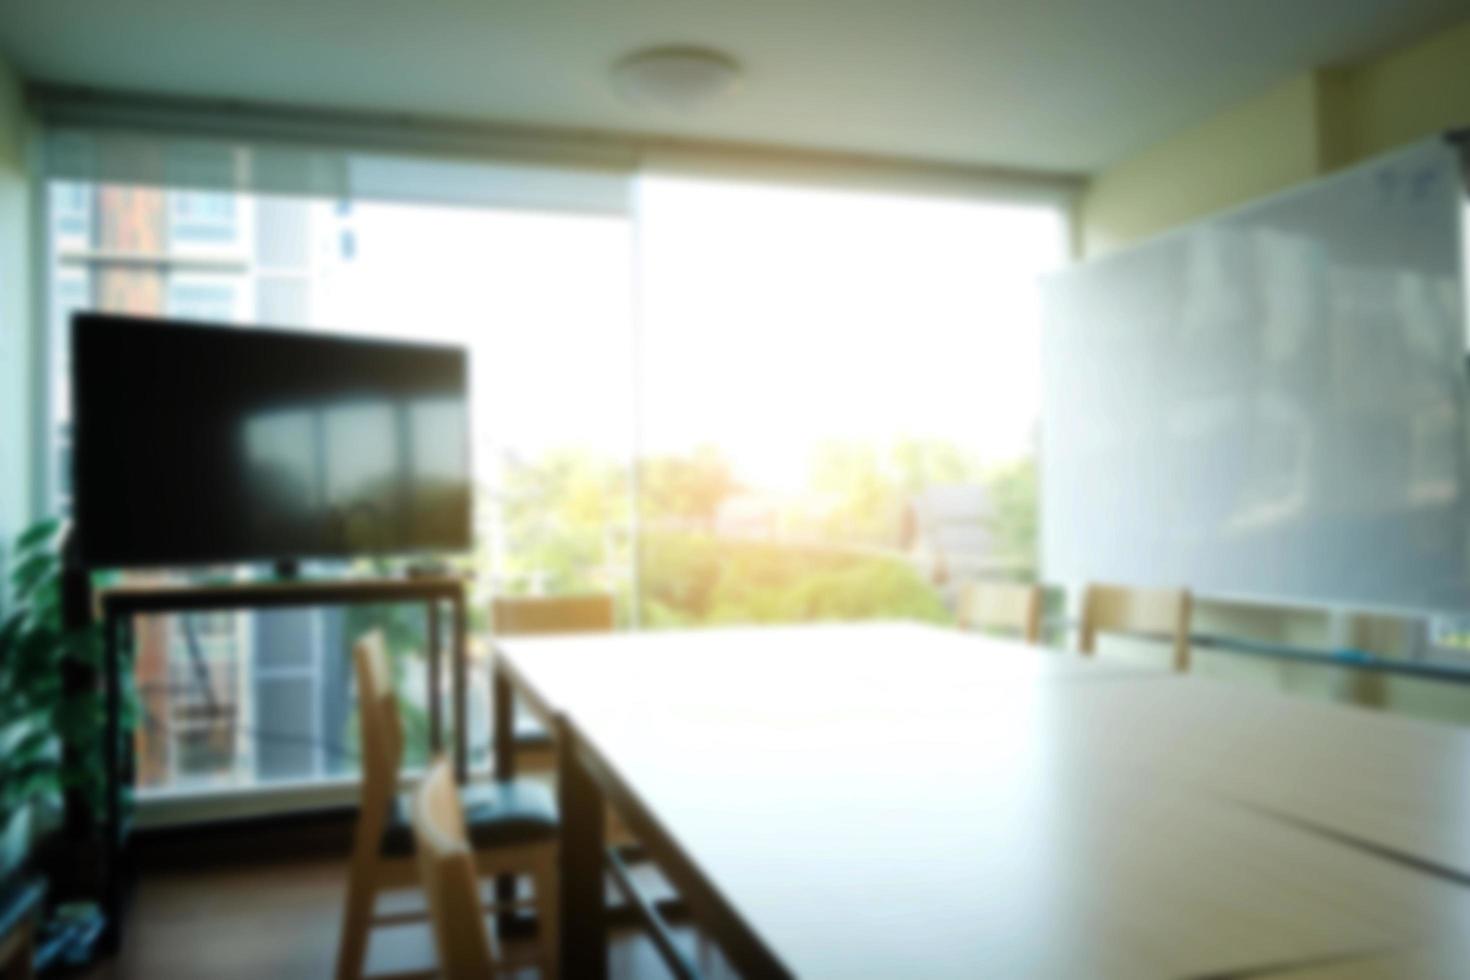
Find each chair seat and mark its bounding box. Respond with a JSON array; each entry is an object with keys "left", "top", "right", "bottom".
[{"left": 381, "top": 778, "right": 557, "bottom": 857}]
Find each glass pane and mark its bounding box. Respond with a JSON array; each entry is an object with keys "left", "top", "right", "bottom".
[
  {"left": 636, "top": 176, "right": 1067, "bottom": 627},
  {"left": 308, "top": 201, "right": 636, "bottom": 616},
  {"left": 49, "top": 180, "right": 634, "bottom": 794}
]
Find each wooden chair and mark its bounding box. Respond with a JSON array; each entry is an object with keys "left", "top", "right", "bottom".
[
  {"left": 492, "top": 595, "right": 615, "bottom": 772},
  {"left": 1079, "top": 583, "right": 1193, "bottom": 672},
  {"left": 412, "top": 756, "right": 554, "bottom": 980},
  {"left": 491, "top": 594, "right": 615, "bottom": 638},
  {"left": 491, "top": 594, "right": 636, "bottom": 850},
  {"left": 336, "top": 631, "right": 558, "bottom": 980},
  {"left": 957, "top": 581, "right": 1043, "bottom": 643}
]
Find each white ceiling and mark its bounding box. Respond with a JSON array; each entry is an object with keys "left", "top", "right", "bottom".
[{"left": 0, "top": 0, "right": 1464, "bottom": 176}]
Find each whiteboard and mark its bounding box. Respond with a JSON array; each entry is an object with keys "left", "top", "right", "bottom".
[{"left": 1041, "top": 138, "right": 1469, "bottom": 614}]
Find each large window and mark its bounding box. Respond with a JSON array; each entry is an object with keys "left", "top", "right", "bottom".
[
  {"left": 42, "top": 167, "right": 1065, "bottom": 799},
  {"left": 46, "top": 180, "right": 635, "bottom": 794},
  {"left": 636, "top": 177, "right": 1066, "bottom": 626}
]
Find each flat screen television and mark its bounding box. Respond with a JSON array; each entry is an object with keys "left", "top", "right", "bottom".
[{"left": 71, "top": 314, "right": 471, "bottom": 569}]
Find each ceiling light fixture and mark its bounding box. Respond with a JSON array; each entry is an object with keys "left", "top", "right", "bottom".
[{"left": 611, "top": 46, "right": 742, "bottom": 114}]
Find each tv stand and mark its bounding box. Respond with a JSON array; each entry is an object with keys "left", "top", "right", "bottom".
[{"left": 93, "top": 574, "right": 468, "bottom": 955}]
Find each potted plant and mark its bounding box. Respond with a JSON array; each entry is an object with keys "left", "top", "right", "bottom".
[{"left": 0, "top": 518, "right": 130, "bottom": 918}]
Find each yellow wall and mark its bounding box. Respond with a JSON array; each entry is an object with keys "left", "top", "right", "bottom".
[
  {"left": 1341, "top": 17, "right": 1470, "bottom": 161},
  {"left": 1080, "top": 16, "right": 1470, "bottom": 256},
  {"left": 1080, "top": 74, "right": 1325, "bottom": 256},
  {"left": 0, "top": 52, "right": 34, "bottom": 576}
]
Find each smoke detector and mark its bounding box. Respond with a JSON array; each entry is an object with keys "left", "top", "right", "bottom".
[{"left": 611, "top": 46, "right": 742, "bottom": 113}]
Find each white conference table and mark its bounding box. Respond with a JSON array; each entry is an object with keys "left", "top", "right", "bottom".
[{"left": 491, "top": 622, "right": 1470, "bottom": 979}]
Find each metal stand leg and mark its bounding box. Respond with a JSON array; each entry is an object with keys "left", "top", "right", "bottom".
[
  {"left": 452, "top": 594, "right": 466, "bottom": 783},
  {"left": 100, "top": 614, "right": 121, "bottom": 954}
]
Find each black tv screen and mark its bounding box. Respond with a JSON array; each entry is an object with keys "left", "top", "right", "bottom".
[{"left": 72, "top": 314, "right": 471, "bottom": 568}]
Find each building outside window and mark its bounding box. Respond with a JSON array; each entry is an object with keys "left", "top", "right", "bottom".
[
  {"left": 166, "top": 277, "right": 244, "bottom": 322},
  {"left": 162, "top": 612, "right": 251, "bottom": 786},
  {"left": 169, "top": 190, "right": 239, "bottom": 245},
  {"left": 52, "top": 182, "right": 91, "bottom": 243}
]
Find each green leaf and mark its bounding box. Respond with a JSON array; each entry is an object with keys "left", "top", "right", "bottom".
[
  {"left": 0, "top": 731, "right": 37, "bottom": 758},
  {"left": 51, "top": 700, "right": 102, "bottom": 756},
  {"left": 2, "top": 522, "right": 124, "bottom": 833},
  {"left": 59, "top": 630, "right": 103, "bottom": 669},
  {"left": 31, "top": 582, "right": 62, "bottom": 621},
  {"left": 0, "top": 610, "right": 25, "bottom": 649},
  {"left": 16, "top": 519, "right": 61, "bottom": 552},
  {"left": 10, "top": 552, "right": 57, "bottom": 597},
  {"left": 15, "top": 628, "right": 62, "bottom": 674},
  {"left": 8, "top": 727, "right": 58, "bottom": 762},
  {"left": 0, "top": 765, "right": 60, "bottom": 806}
]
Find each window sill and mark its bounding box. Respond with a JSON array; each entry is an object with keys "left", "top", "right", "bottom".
[{"left": 135, "top": 766, "right": 496, "bottom": 829}]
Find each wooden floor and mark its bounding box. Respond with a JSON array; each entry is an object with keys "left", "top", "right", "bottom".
[{"left": 83, "top": 856, "right": 701, "bottom": 979}]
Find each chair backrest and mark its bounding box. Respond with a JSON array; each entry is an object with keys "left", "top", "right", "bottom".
[
  {"left": 957, "top": 581, "right": 1043, "bottom": 644},
  {"left": 492, "top": 593, "right": 615, "bottom": 636},
  {"left": 412, "top": 757, "right": 496, "bottom": 979},
  {"left": 1079, "top": 583, "right": 1192, "bottom": 672},
  {"left": 353, "top": 630, "right": 404, "bottom": 817}
]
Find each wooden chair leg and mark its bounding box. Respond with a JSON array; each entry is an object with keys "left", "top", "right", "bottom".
[{"left": 335, "top": 858, "right": 377, "bottom": 980}]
